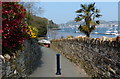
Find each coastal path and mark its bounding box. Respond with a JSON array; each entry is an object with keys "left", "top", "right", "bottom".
[{"left": 29, "top": 46, "right": 89, "bottom": 77}]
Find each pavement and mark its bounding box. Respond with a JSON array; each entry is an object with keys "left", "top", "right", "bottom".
[{"left": 29, "top": 46, "right": 89, "bottom": 77}]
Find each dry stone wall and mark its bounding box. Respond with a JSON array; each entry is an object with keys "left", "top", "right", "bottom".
[
  {"left": 51, "top": 37, "right": 120, "bottom": 78},
  {"left": 1, "top": 39, "right": 42, "bottom": 78}
]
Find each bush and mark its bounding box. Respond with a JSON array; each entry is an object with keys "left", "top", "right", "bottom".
[
  {"left": 26, "top": 26, "right": 37, "bottom": 38},
  {"left": 2, "top": 2, "right": 28, "bottom": 55}
]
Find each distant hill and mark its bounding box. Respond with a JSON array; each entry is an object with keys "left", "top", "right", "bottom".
[
  {"left": 99, "top": 20, "right": 118, "bottom": 24},
  {"left": 60, "top": 20, "right": 118, "bottom": 27},
  {"left": 48, "top": 20, "right": 59, "bottom": 29}
]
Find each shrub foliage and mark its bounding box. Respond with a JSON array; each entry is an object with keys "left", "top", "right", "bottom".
[{"left": 2, "top": 2, "right": 28, "bottom": 55}]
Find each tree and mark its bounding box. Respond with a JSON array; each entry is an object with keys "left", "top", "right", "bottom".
[
  {"left": 20, "top": 2, "right": 43, "bottom": 16},
  {"left": 19, "top": 2, "right": 43, "bottom": 25},
  {"left": 75, "top": 3, "right": 102, "bottom": 37},
  {"left": 20, "top": 2, "right": 48, "bottom": 37}
]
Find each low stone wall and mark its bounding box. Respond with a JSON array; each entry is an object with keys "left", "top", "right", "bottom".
[
  {"left": 1, "top": 39, "right": 42, "bottom": 78},
  {"left": 51, "top": 37, "right": 120, "bottom": 78}
]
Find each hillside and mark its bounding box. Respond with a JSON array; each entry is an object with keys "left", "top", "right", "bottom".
[
  {"left": 60, "top": 20, "right": 118, "bottom": 27},
  {"left": 48, "top": 20, "right": 59, "bottom": 29},
  {"left": 27, "top": 15, "right": 59, "bottom": 37}
]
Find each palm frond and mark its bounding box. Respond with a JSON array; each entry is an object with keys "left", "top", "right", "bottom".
[
  {"left": 79, "top": 25, "right": 89, "bottom": 33},
  {"left": 88, "top": 3, "right": 94, "bottom": 9},
  {"left": 74, "top": 17, "right": 82, "bottom": 22},
  {"left": 91, "top": 7, "right": 95, "bottom": 12},
  {"left": 96, "top": 14, "right": 102, "bottom": 18},
  {"left": 96, "top": 20, "right": 100, "bottom": 24},
  {"left": 76, "top": 9, "right": 83, "bottom": 13},
  {"left": 95, "top": 9, "right": 100, "bottom": 13},
  {"left": 90, "top": 25, "right": 96, "bottom": 32},
  {"left": 88, "top": 3, "right": 95, "bottom": 12},
  {"left": 81, "top": 4, "right": 87, "bottom": 10},
  {"left": 78, "top": 14, "right": 84, "bottom": 17},
  {"left": 92, "top": 2, "right": 95, "bottom": 6}
]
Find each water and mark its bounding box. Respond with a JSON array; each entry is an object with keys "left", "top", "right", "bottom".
[{"left": 47, "top": 27, "right": 118, "bottom": 40}]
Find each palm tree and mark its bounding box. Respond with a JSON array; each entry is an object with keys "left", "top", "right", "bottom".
[{"left": 75, "top": 3, "right": 102, "bottom": 37}]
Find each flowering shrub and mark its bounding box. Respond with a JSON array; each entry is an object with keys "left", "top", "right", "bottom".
[
  {"left": 2, "top": 2, "right": 28, "bottom": 55},
  {"left": 26, "top": 26, "right": 37, "bottom": 38}
]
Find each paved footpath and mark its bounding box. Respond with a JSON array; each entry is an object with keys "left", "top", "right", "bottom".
[{"left": 29, "top": 46, "right": 89, "bottom": 77}]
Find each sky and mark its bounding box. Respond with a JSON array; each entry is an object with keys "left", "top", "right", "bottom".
[{"left": 36, "top": 2, "right": 118, "bottom": 24}]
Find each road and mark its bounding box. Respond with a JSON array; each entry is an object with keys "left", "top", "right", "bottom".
[{"left": 29, "top": 46, "right": 89, "bottom": 77}]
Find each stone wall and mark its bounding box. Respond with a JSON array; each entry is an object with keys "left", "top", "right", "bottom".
[
  {"left": 1, "top": 39, "right": 42, "bottom": 78},
  {"left": 51, "top": 37, "right": 120, "bottom": 78}
]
